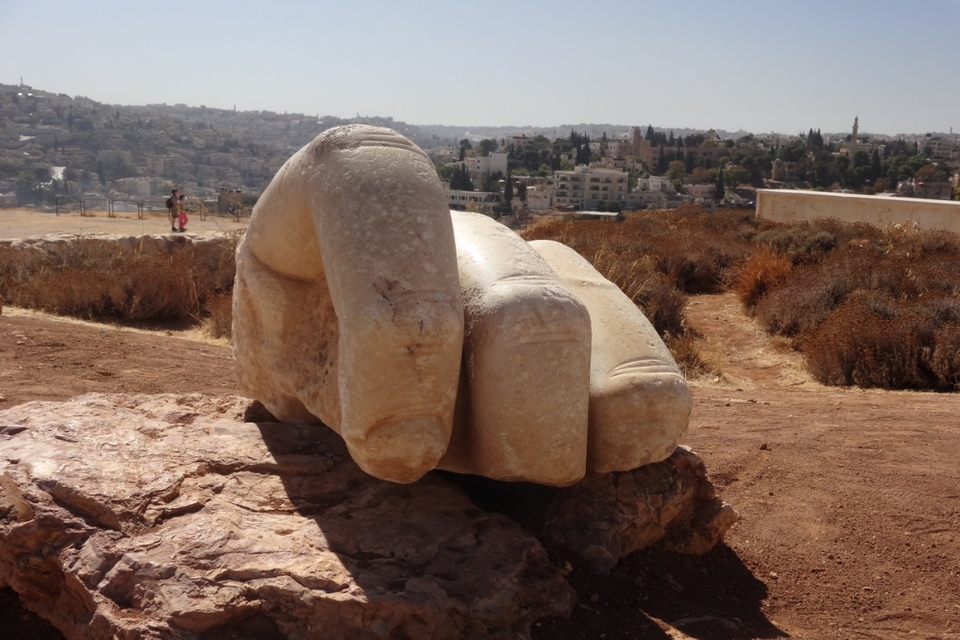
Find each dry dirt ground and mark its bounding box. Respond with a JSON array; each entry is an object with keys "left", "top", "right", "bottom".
[
  {"left": 1, "top": 212, "right": 958, "bottom": 639},
  {"left": 0, "top": 207, "right": 248, "bottom": 239}
]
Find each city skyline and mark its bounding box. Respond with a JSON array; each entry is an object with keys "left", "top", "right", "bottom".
[{"left": 2, "top": 0, "right": 959, "bottom": 136}]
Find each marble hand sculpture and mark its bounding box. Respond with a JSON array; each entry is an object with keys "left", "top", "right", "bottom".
[{"left": 233, "top": 125, "right": 691, "bottom": 486}]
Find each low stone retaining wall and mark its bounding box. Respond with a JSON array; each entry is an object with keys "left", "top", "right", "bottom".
[{"left": 756, "top": 189, "right": 960, "bottom": 233}]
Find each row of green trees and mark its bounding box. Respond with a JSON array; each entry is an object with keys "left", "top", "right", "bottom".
[{"left": 439, "top": 126, "right": 955, "bottom": 203}]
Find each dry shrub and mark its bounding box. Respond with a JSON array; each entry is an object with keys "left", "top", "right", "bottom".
[
  {"left": 753, "top": 251, "right": 870, "bottom": 337},
  {"left": 523, "top": 207, "right": 766, "bottom": 370},
  {"left": 663, "top": 331, "right": 719, "bottom": 380},
  {"left": 802, "top": 291, "right": 960, "bottom": 390},
  {"left": 0, "top": 236, "right": 238, "bottom": 327},
  {"left": 526, "top": 206, "right": 759, "bottom": 295},
  {"left": 205, "top": 291, "right": 233, "bottom": 339},
  {"left": 754, "top": 218, "right": 882, "bottom": 266},
  {"left": 587, "top": 250, "right": 687, "bottom": 337},
  {"left": 732, "top": 246, "right": 792, "bottom": 311},
  {"left": 931, "top": 323, "right": 960, "bottom": 390},
  {"left": 754, "top": 232, "right": 960, "bottom": 343}
]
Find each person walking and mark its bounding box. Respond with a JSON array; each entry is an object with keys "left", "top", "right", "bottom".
[
  {"left": 167, "top": 188, "right": 179, "bottom": 232},
  {"left": 177, "top": 194, "right": 189, "bottom": 232}
]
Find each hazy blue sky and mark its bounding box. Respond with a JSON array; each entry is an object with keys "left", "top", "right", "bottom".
[{"left": 2, "top": 0, "right": 958, "bottom": 135}]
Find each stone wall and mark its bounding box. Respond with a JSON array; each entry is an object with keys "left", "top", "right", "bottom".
[{"left": 755, "top": 189, "right": 960, "bottom": 233}]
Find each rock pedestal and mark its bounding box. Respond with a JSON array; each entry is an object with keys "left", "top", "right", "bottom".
[
  {"left": 0, "top": 394, "right": 735, "bottom": 639},
  {"left": 0, "top": 394, "right": 572, "bottom": 640}
]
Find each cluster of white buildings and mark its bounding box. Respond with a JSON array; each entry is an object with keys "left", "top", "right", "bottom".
[{"left": 440, "top": 154, "right": 688, "bottom": 213}]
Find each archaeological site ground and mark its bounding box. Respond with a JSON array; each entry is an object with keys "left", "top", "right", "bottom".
[{"left": 1, "top": 208, "right": 958, "bottom": 639}]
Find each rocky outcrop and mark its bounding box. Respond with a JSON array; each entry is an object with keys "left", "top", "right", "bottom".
[
  {"left": 0, "top": 394, "right": 573, "bottom": 640},
  {"left": 0, "top": 393, "right": 735, "bottom": 639},
  {"left": 539, "top": 446, "right": 739, "bottom": 574},
  {"left": 439, "top": 447, "right": 737, "bottom": 576}
]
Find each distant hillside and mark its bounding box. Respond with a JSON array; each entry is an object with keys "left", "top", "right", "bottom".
[{"left": 0, "top": 83, "right": 459, "bottom": 201}]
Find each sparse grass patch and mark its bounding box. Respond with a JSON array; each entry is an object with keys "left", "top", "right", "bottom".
[{"left": 663, "top": 331, "right": 721, "bottom": 380}]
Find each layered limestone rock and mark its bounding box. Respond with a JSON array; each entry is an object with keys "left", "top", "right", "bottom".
[
  {"left": 0, "top": 394, "right": 736, "bottom": 638},
  {"left": 0, "top": 231, "right": 237, "bottom": 257},
  {"left": 0, "top": 394, "right": 573, "bottom": 640},
  {"left": 233, "top": 124, "right": 691, "bottom": 486}
]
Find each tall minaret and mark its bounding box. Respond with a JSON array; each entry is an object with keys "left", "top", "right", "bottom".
[{"left": 852, "top": 116, "right": 859, "bottom": 142}]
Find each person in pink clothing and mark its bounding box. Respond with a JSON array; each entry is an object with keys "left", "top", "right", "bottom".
[{"left": 176, "top": 194, "right": 189, "bottom": 232}]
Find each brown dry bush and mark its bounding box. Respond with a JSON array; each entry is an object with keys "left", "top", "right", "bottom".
[
  {"left": 754, "top": 226, "right": 960, "bottom": 333},
  {"left": 753, "top": 218, "right": 882, "bottom": 265},
  {"left": 526, "top": 206, "right": 760, "bottom": 296},
  {"left": 732, "top": 246, "right": 793, "bottom": 310},
  {"left": 931, "top": 323, "right": 960, "bottom": 389},
  {"left": 802, "top": 290, "right": 960, "bottom": 390},
  {"left": 524, "top": 216, "right": 691, "bottom": 337},
  {"left": 663, "top": 331, "right": 719, "bottom": 379},
  {"left": 0, "top": 236, "right": 238, "bottom": 327},
  {"left": 205, "top": 291, "right": 234, "bottom": 339},
  {"left": 522, "top": 207, "right": 763, "bottom": 374},
  {"left": 754, "top": 222, "right": 960, "bottom": 391},
  {"left": 753, "top": 250, "right": 873, "bottom": 337}
]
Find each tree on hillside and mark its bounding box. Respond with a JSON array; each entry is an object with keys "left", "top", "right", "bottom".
[
  {"left": 666, "top": 160, "right": 687, "bottom": 182},
  {"left": 478, "top": 139, "right": 497, "bottom": 156},
  {"left": 715, "top": 168, "right": 725, "bottom": 200},
  {"left": 449, "top": 165, "right": 474, "bottom": 191},
  {"left": 915, "top": 163, "right": 948, "bottom": 183},
  {"left": 656, "top": 145, "right": 668, "bottom": 174}
]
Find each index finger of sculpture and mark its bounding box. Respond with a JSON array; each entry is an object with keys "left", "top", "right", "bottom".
[
  {"left": 440, "top": 211, "right": 591, "bottom": 486},
  {"left": 234, "top": 125, "right": 464, "bottom": 483}
]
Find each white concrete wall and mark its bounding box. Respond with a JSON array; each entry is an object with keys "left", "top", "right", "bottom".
[{"left": 756, "top": 189, "right": 960, "bottom": 234}]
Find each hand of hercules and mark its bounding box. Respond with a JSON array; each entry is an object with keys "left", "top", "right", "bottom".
[{"left": 232, "top": 125, "right": 691, "bottom": 485}]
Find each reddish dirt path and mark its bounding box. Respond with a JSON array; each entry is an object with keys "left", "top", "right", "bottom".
[
  {"left": 681, "top": 293, "right": 960, "bottom": 640},
  {"left": 1, "top": 293, "right": 958, "bottom": 639}
]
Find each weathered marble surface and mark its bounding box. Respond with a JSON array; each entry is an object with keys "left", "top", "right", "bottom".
[
  {"left": 233, "top": 124, "right": 691, "bottom": 486},
  {"left": 233, "top": 125, "right": 464, "bottom": 484}
]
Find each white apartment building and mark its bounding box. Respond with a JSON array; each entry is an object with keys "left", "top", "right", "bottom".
[
  {"left": 525, "top": 182, "right": 554, "bottom": 211},
  {"left": 446, "top": 190, "right": 502, "bottom": 212},
  {"left": 686, "top": 183, "right": 717, "bottom": 201},
  {"left": 509, "top": 134, "right": 536, "bottom": 149},
  {"left": 461, "top": 153, "right": 508, "bottom": 182},
  {"left": 624, "top": 176, "right": 674, "bottom": 209},
  {"left": 553, "top": 166, "right": 629, "bottom": 209},
  {"left": 925, "top": 137, "right": 958, "bottom": 158}
]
